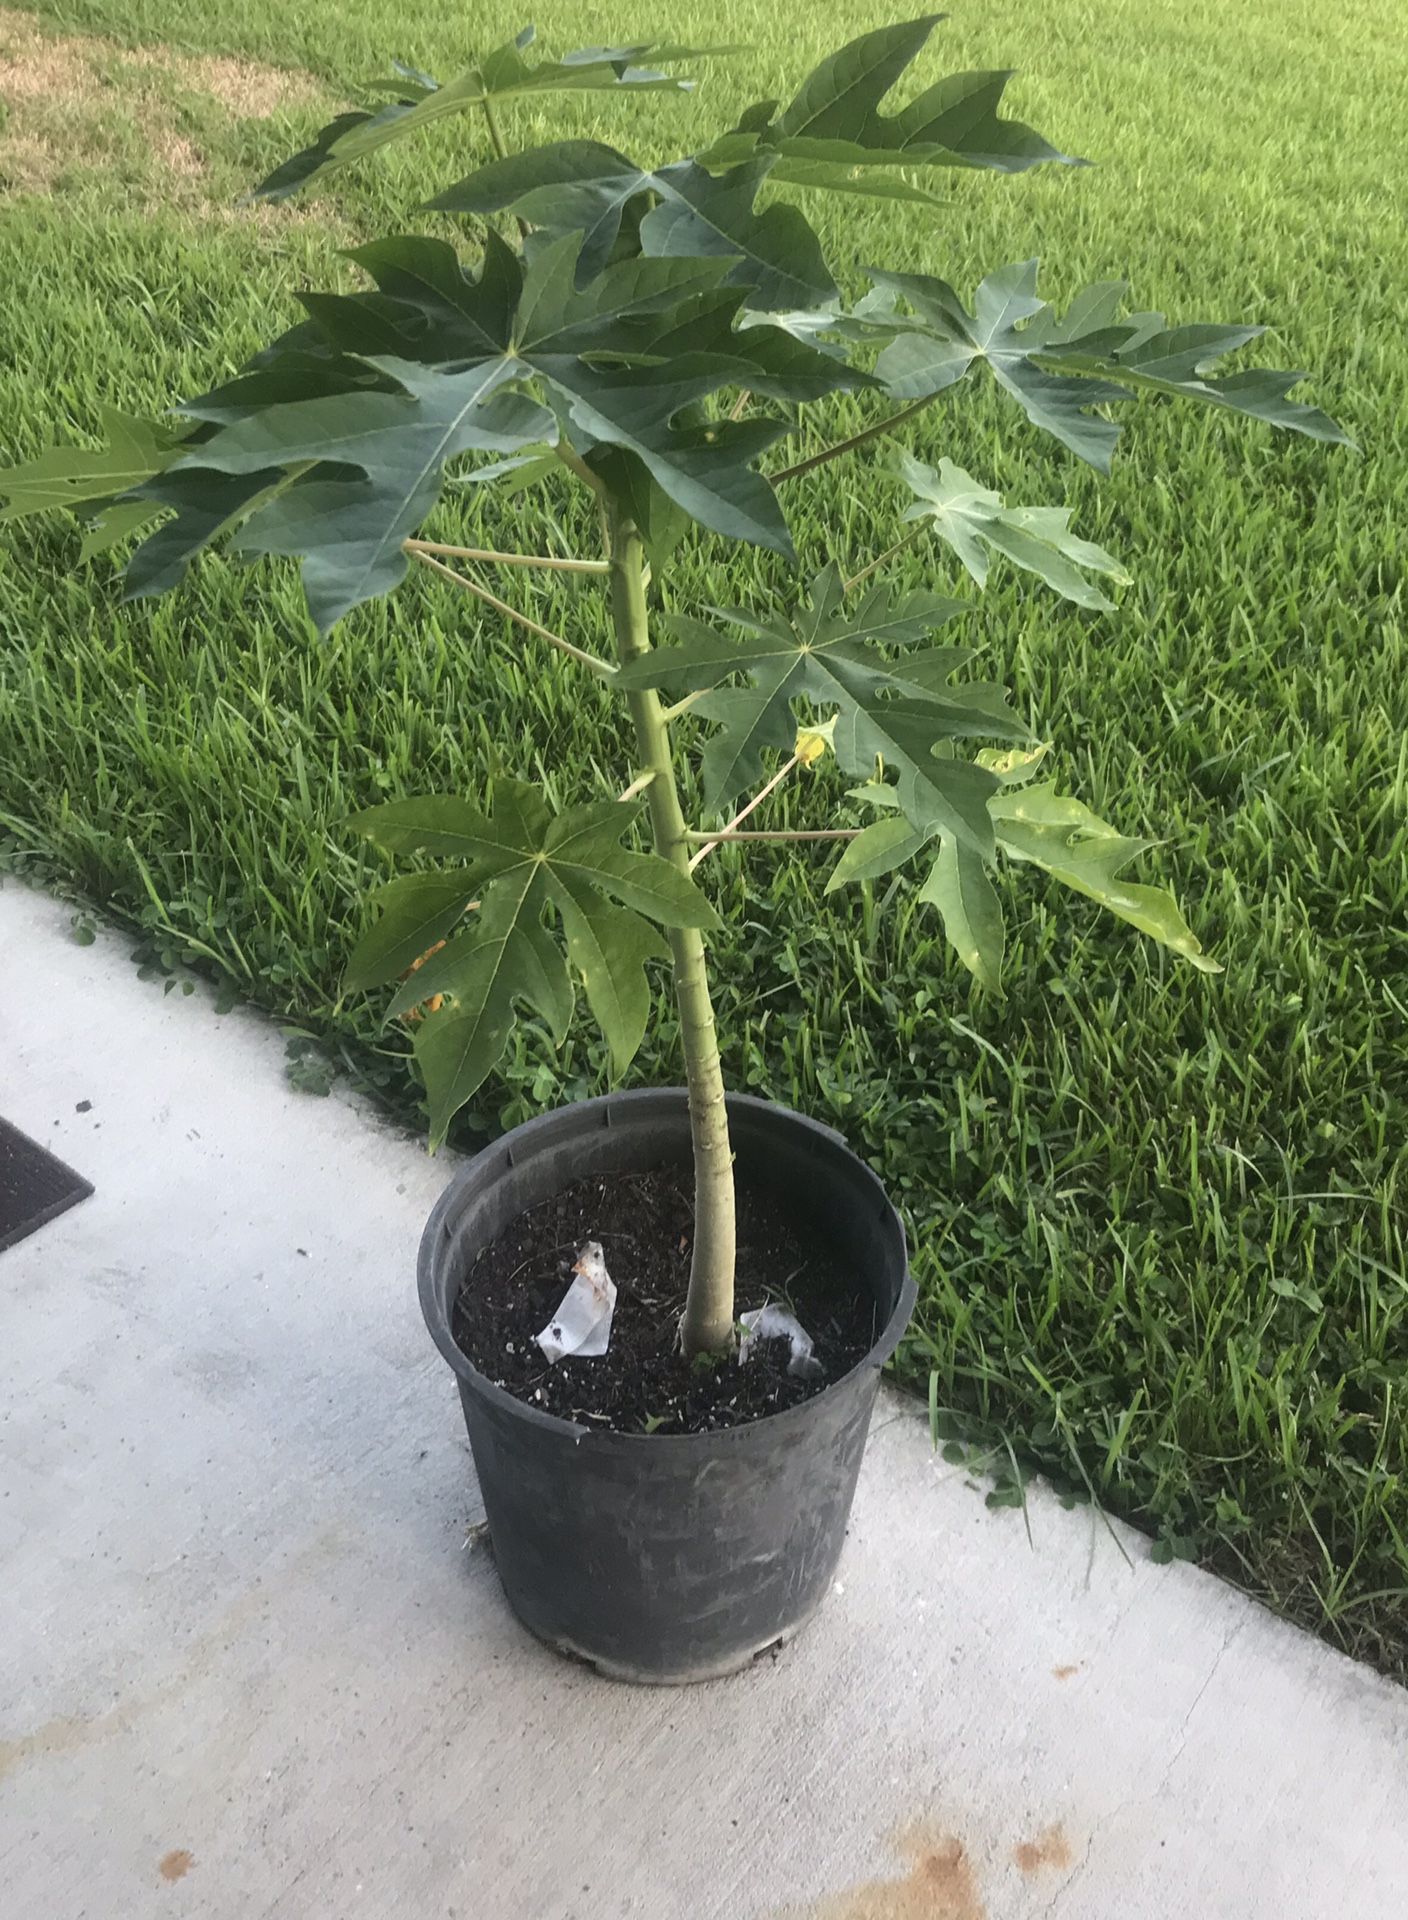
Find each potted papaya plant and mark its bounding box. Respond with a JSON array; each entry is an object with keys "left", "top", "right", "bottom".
[{"left": 1, "top": 18, "right": 1345, "bottom": 1682}]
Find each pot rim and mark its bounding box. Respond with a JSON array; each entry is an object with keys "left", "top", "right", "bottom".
[{"left": 417, "top": 1089, "right": 915, "bottom": 1451}]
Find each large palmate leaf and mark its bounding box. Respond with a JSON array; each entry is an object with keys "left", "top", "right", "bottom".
[
  {"left": 253, "top": 27, "right": 719, "bottom": 200},
  {"left": 895, "top": 451, "right": 1129, "bottom": 610},
  {"left": 432, "top": 147, "right": 837, "bottom": 309},
  {"left": 867, "top": 260, "right": 1349, "bottom": 469},
  {"left": 168, "top": 356, "right": 554, "bottom": 629},
  {"left": 695, "top": 16, "right": 1079, "bottom": 193},
  {"left": 616, "top": 563, "right": 1024, "bottom": 848},
  {"left": 109, "top": 231, "right": 840, "bottom": 626},
  {"left": 348, "top": 779, "right": 713, "bottom": 1142},
  {"left": 275, "top": 231, "right": 835, "bottom": 545}
]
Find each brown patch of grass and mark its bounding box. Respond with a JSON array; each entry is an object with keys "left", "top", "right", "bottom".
[
  {"left": 0, "top": 7, "right": 329, "bottom": 207},
  {"left": 155, "top": 131, "right": 205, "bottom": 178},
  {"left": 0, "top": 128, "right": 51, "bottom": 191},
  {"left": 123, "top": 42, "right": 321, "bottom": 117},
  {"left": 0, "top": 16, "right": 98, "bottom": 101}
]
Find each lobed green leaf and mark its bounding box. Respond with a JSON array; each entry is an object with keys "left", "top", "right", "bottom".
[
  {"left": 896, "top": 451, "right": 1130, "bottom": 610},
  {"left": 867, "top": 259, "right": 1349, "bottom": 469},
  {"left": 0, "top": 408, "right": 188, "bottom": 522},
  {"left": 252, "top": 29, "right": 720, "bottom": 202},
  {"left": 348, "top": 778, "right": 716, "bottom": 1140},
  {"left": 342, "top": 872, "right": 479, "bottom": 992}
]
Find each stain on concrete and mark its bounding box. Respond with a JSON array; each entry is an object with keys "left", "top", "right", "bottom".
[
  {"left": 1051, "top": 1663, "right": 1083, "bottom": 1681},
  {"left": 1013, "top": 1823, "right": 1074, "bottom": 1874},
  {"left": 776, "top": 1823, "right": 986, "bottom": 1919},
  {"left": 158, "top": 1850, "right": 194, "bottom": 1882}
]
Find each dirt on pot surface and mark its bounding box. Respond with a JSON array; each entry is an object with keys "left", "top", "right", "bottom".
[{"left": 452, "top": 1164, "right": 877, "bottom": 1434}]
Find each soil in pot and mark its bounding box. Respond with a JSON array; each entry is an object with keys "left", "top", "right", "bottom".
[{"left": 451, "top": 1163, "right": 877, "bottom": 1434}]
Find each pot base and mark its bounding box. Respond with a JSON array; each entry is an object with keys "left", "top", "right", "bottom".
[{"left": 532, "top": 1601, "right": 823, "bottom": 1686}]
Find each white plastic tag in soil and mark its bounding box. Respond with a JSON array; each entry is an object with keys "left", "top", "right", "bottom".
[
  {"left": 738, "top": 1304, "right": 823, "bottom": 1381},
  {"left": 536, "top": 1241, "right": 617, "bottom": 1362}
]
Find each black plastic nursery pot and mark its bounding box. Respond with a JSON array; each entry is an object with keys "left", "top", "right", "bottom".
[{"left": 418, "top": 1090, "right": 914, "bottom": 1683}]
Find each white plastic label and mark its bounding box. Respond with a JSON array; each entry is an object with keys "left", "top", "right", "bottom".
[
  {"left": 738, "top": 1304, "right": 823, "bottom": 1381},
  {"left": 536, "top": 1241, "right": 617, "bottom": 1363}
]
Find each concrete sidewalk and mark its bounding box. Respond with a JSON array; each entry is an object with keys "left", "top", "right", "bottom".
[{"left": 2, "top": 879, "right": 1406, "bottom": 1919}]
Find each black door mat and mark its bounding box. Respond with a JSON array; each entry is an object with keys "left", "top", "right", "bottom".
[{"left": 0, "top": 1117, "right": 94, "bottom": 1253}]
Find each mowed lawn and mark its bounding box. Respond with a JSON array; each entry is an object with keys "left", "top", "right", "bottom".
[{"left": 2, "top": 0, "right": 1406, "bottom": 1671}]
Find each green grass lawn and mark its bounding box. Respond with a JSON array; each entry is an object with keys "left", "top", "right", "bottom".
[{"left": 3, "top": 0, "right": 1406, "bottom": 1673}]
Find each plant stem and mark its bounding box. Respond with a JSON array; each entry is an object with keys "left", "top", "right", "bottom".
[
  {"left": 843, "top": 524, "right": 925, "bottom": 591},
  {"left": 771, "top": 395, "right": 934, "bottom": 483},
  {"left": 408, "top": 549, "right": 617, "bottom": 679},
  {"left": 480, "top": 96, "right": 533, "bottom": 240},
  {"left": 616, "top": 769, "right": 657, "bottom": 803},
  {"left": 682, "top": 828, "right": 862, "bottom": 843},
  {"left": 404, "top": 539, "right": 608, "bottom": 575},
  {"left": 481, "top": 96, "right": 510, "bottom": 162},
  {"left": 688, "top": 754, "right": 800, "bottom": 871},
  {"left": 554, "top": 443, "right": 606, "bottom": 495},
  {"left": 606, "top": 510, "right": 736, "bottom": 1358}
]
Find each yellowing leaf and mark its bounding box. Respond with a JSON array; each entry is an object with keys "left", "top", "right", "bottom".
[
  {"left": 795, "top": 714, "right": 837, "bottom": 766},
  {"left": 990, "top": 782, "right": 1220, "bottom": 973},
  {"left": 975, "top": 743, "right": 1051, "bottom": 785}
]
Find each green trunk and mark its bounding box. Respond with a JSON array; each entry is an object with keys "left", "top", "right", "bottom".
[{"left": 606, "top": 513, "right": 736, "bottom": 1356}]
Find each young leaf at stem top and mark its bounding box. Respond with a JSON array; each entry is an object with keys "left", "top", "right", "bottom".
[
  {"left": 251, "top": 29, "right": 723, "bottom": 201},
  {"left": 695, "top": 15, "right": 1082, "bottom": 191}
]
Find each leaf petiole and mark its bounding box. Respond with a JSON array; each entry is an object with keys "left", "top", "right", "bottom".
[
  {"left": 408, "top": 549, "right": 618, "bottom": 678},
  {"left": 770, "top": 395, "right": 935, "bottom": 483},
  {"left": 404, "top": 538, "right": 608, "bottom": 574}
]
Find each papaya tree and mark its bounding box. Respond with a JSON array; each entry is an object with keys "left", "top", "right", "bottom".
[{"left": 0, "top": 18, "right": 1345, "bottom": 1357}]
